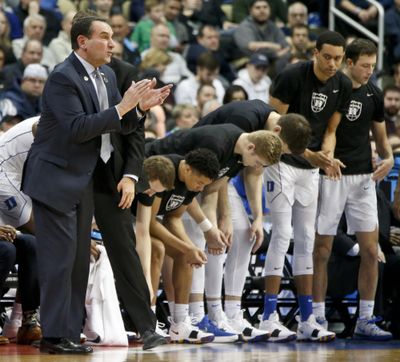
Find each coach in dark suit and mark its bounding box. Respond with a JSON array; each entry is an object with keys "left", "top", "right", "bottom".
[
  {"left": 22, "top": 12, "right": 171, "bottom": 354},
  {"left": 93, "top": 57, "right": 164, "bottom": 342}
]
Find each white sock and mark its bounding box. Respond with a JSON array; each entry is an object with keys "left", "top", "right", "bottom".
[
  {"left": 359, "top": 300, "right": 374, "bottom": 319},
  {"left": 207, "top": 299, "right": 223, "bottom": 321},
  {"left": 174, "top": 304, "right": 189, "bottom": 323},
  {"left": 312, "top": 302, "right": 325, "bottom": 319},
  {"left": 189, "top": 301, "right": 205, "bottom": 322},
  {"left": 224, "top": 300, "right": 241, "bottom": 319},
  {"left": 168, "top": 301, "right": 175, "bottom": 320}
]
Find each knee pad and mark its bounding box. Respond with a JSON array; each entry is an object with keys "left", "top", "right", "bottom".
[
  {"left": 205, "top": 253, "right": 226, "bottom": 298},
  {"left": 292, "top": 253, "right": 313, "bottom": 276}
]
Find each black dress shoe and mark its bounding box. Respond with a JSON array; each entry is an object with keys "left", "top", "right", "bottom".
[
  {"left": 142, "top": 330, "right": 168, "bottom": 350},
  {"left": 40, "top": 338, "right": 93, "bottom": 354}
]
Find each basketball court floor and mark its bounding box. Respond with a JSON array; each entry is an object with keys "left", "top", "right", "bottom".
[{"left": 2, "top": 339, "right": 400, "bottom": 362}]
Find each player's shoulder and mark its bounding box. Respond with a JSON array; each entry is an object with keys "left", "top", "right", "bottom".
[{"left": 365, "top": 80, "right": 383, "bottom": 98}]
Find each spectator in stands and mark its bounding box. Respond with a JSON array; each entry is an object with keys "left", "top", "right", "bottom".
[
  {"left": 232, "top": 0, "right": 287, "bottom": 26},
  {"left": 384, "top": 85, "right": 400, "bottom": 138},
  {"left": 186, "top": 24, "right": 236, "bottom": 83},
  {"left": 110, "top": 13, "right": 141, "bottom": 66},
  {"left": 130, "top": 0, "right": 175, "bottom": 53},
  {"left": 2, "top": 39, "right": 42, "bottom": 91},
  {"left": 11, "top": 14, "right": 56, "bottom": 70},
  {"left": 233, "top": 0, "right": 289, "bottom": 61},
  {"left": 164, "top": 0, "right": 189, "bottom": 52},
  {"left": 93, "top": 0, "right": 113, "bottom": 19},
  {"left": 142, "top": 23, "right": 192, "bottom": 85},
  {"left": 385, "top": 0, "right": 400, "bottom": 67},
  {"left": 222, "top": 84, "right": 248, "bottom": 104},
  {"left": 0, "top": 10, "right": 16, "bottom": 65},
  {"left": 275, "top": 23, "right": 314, "bottom": 74},
  {"left": 0, "top": 63, "right": 47, "bottom": 119},
  {"left": 201, "top": 98, "right": 221, "bottom": 117},
  {"left": 282, "top": 2, "right": 311, "bottom": 37},
  {"left": 196, "top": 83, "right": 217, "bottom": 115},
  {"left": 48, "top": 10, "right": 75, "bottom": 65},
  {"left": 13, "top": 0, "right": 61, "bottom": 45},
  {"left": 168, "top": 103, "right": 199, "bottom": 133},
  {"left": 393, "top": 62, "right": 400, "bottom": 87},
  {"left": 0, "top": 0, "right": 23, "bottom": 40},
  {"left": 0, "top": 228, "right": 41, "bottom": 345},
  {"left": 233, "top": 52, "right": 271, "bottom": 103},
  {"left": 175, "top": 51, "right": 225, "bottom": 105}
]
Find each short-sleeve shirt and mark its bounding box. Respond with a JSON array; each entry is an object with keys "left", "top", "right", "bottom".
[
  {"left": 271, "top": 60, "right": 353, "bottom": 169},
  {"left": 133, "top": 154, "right": 199, "bottom": 216},
  {"left": 195, "top": 99, "right": 274, "bottom": 132},
  {"left": 334, "top": 81, "right": 384, "bottom": 175},
  {"left": 145, "top": 124, "right": 244, "bottom": 179}
]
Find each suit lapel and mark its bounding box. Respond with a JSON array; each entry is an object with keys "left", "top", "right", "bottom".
[{"left": 68, "top": 53, "right": 101, "bottom": 112}]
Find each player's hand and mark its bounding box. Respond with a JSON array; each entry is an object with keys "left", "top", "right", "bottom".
[
  {"left": 372, "top": 158, "right": 394, "bottom": 182},
  {"left": 204, "top": 226, "right": 226, "bottom": 255},
  {"left": 0, "top": 225, "right": 17, "bottom": 242},
  {"left": 117, "top": 177, "right": 136, "bottom": 209},
  {"left": 138, "top": 78, "right": 173, "bottom": 111},
  {"left": 186, "top": 247, "right": 207, "bottom": 268},
  {"left": 218, "top": 216, "right": 233, "bottom": 248},
  {"left": 324, "top": 158, "right": 346, "bottom": 181},
  {"left": 251, "top": 218, "right": 264, "bottom": 253},
  {"left": 306, "top": 150, "right": 333, "bottom": 169},
  {"left": 377, "top": 248, "right": 386, "bottom": 263}
]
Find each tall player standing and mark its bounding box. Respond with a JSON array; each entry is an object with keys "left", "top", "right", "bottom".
[
  {"left": 259, "top": 31, "right": 353, "bottom": 342},
  {"left": 313, "top": 38, "right": 393, "bottom": 341}
]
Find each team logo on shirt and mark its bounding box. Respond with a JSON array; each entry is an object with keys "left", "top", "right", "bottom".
[
  {"left": 311, "top": 92, "right": 327, "bottom": 113},
  {"left": 165, "top": 194, "right": 186, "bottom": 211},
  {"left": 346, "top": 100, "right": 362, "bottom": 121},
  {"left": 218, "top": 167, "right": 230, "bottom": 178}
]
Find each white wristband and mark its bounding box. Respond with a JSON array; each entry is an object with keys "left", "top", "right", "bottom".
[{"left": 198, "top": 218, "right": 213, "bottom": 232}]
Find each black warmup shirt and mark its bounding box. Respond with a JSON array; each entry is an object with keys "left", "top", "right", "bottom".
[
  {"left": 271, "top": 60, "right": 353, "bottom": 169},
  {"left": 334, "top": 81, "right": 384, "bottom": 175},
  {"left": 133, "top": 154, "right": 199, "bottom": 216},
  {"left": 145, "top": 124, "right": 244, "bottom": 179},
  {"left": 195, "top": 99, "right": 275, "bottom": 132}
]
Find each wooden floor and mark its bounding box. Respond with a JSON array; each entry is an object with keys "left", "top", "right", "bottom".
[{"left": 2, "top": 340, "right": 400, "bottom": 362}]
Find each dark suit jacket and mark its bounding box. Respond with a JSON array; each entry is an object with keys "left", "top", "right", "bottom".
[{"left": 22, "top": 52, "right": 141, "bottom": 212}]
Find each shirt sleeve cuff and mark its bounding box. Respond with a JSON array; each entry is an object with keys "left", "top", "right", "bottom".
[{"left": 123, "top": 174, "right": 139, "bottom": 182}]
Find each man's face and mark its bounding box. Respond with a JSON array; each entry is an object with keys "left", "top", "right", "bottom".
[
  {"left": 25, "top": 19, "right": 45, "bottom": 40},
  {"left": 164, "top": 0, "right": 181, "bottom": 20},
  {"left": 81, "top": 20, "right": 115, "bottom": 67},
  {"left": 241, "top": 144, "right": 269, "bottom": 170},
  {"left": 112, "top": 41, "right": 123, "bottom": 60},
  {"left": 197, "top": 85, "right": 216, "bottom": 108},
  {"left": 198, "top": 27, "right": 219, "bottom": 51},
  {"left": 347, "top": 54, "right": 376, "bottom": 86},
  {"left": 176, "top": 108, "right": 199, "bottom": 129},
  {"left": 250, "top": 1, "right": 270, "bottom": 24},
  {"left": 247, "top": 63, "right": 267, "bottom": 83},
  {"left": 288, "top": 5, "right": 308, "bottom": 27},
  {"left": 21, "top": 76, "right": 45, "bottom": 97},
  {"left": 197, "top": 67, "right": 218, "bottom": 84},
  {"left": 94, "top": 0, "right": 113, "bottom": 13},
  {"left": 384, "top": 90, "right": 400, "bottom": 116},
  {"left": 292, "top": 27, "right": 309, "bottom": 52},
  {"left": 151, "top": 25, "right": 170, "bottom": 50},
  {"left": 110, "top": 15, "right": 129, "bottom": 41},
  {"left": 21, "top": 41, "right": 43, "bottom": 65},
  {"left": 314, "top": 43, "right": 344, "bottom": 80},
  {"left": 184, "top": 167, "right": 213, "bottom": 192}
]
